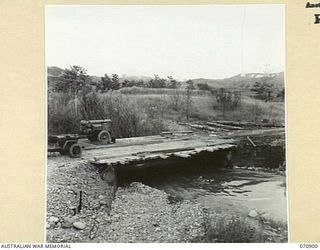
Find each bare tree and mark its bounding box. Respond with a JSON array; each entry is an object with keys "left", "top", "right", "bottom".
[
  {"left": 185, "top": 80, "right": 195, "bottom": 120},
  {"left": 170, "top": 88, "right": 182, "bottom": 111}
]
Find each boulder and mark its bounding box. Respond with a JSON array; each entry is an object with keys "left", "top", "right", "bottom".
[
  {"left": 48, "top": 216, "right": 59, "bottom": 224},
  {"left": 248, "top": 210, "right": 258, "bottom": 218},
  {"left": 99, "top": 200, "right": 108, "bottom": 205},
  {"left": 73, "top": 221, "right": 86, "bottom": 230},
  {"left": 61, "top": 217, "right": 74, "bottom": 228}
]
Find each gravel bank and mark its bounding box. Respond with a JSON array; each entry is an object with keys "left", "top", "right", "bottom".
[{"left": 46, "top": 157, "right": 205, "bottom": 243}]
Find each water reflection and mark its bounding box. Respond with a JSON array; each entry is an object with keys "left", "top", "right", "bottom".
[{"left": 142, "top": 168, "right": 287, "bottom": 222}]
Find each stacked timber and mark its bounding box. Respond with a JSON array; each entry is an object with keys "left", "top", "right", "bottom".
[
  {"left": 206, "top": 122, "right": 244, "bottom": 130},
  {"left": 178, "top": 122, "right": 219, "bottom": 132},
  {"left": 160, "top": 131, "right": 193, "bottom": 137},
  {"left": 214, "top": 120, "right": 257, "bottom": 127},
  {"left": 180, "top": 121, "right": 283, "bottom": 133},
  {"left": 212, "top": 120, "right": 284, "bottom": 128}
]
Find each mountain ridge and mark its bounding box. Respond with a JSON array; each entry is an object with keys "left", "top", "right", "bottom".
[{"left": 47, "top": 66, "right": 284, "bottom": 89}]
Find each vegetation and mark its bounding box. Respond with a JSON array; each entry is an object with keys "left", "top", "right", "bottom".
[
  {"left": 119, "top": 87, "right": 210, "bottom": 96},
  {"left": 48, "top": 92, "right": 166, "bottom": 137},
  {"left": 53, "top": 65, "right": 92, "bottom": 94},
  {"left": 191, "top": 211, "right": 287, "bottom": 243},
  {"left": 185, "top": 80, "right": 195, "bottom": 120},
  {"left": 48, "top": 66, "right": 285, "bottom": 137},
  {"left": 197, "top": 83, "right": 211, "bottom": 91},
  {"left": 214, "top": 88, "right": 242, "bottom": 117},
  {"left": 250, "top": 75, "right": 285, "bottom": 102},
  {"left": 251, "top": 81, "right": 274, "bottom": 102}
]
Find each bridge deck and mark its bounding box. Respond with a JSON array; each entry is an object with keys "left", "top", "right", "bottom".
[{"left": 88, "top": 134, "right": 235, "bottom": 166}]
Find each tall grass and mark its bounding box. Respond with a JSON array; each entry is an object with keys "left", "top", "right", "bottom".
[
  {"left": 48, "top": 93, "right": 81, "bottom": 134},
  {"left": 119, "top": 86, "right": 211, "bottom": 97},
  {"left": 48, "top": 92, "right": 167, "bottom": 137},
  {"left": 191, "top": 212, "right": 287, "bottom": 243},
  {"left": 48, "top": 89, "right": 285, "bottom": 137},
  {"left": 217, "top": 96, "right": 285, "bottom": 124},
  {"left": 119, "top": 92, "right": 284, "bottom": 125}
]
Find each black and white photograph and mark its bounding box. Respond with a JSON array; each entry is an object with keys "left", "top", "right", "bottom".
[{"left": 46, "top": 5, "right": 287, "bottom": 243}]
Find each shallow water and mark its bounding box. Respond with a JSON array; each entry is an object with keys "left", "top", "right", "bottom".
[
  {"left": 142, "top": 168, "right": 287, "bottom": 222},
  {"left": 118, "top": 135, "right": 287, "bottom": 223}
]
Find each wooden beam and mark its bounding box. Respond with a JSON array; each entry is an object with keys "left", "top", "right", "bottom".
[
  {"left": 247, "top": 136, "right": 256, "bottom": 147},
  {"left": 207, "top": 122, "right": 244, "bottom": 130}
]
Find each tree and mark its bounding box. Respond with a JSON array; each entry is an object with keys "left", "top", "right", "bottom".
[
  {"left": 170, "top": 89, "right": 182, "bottom": 111},
  {"left": 111, "top": 74, "right": 120, "bottom": 91},
  {"left": 167, "top": 76, "right": 180, "bottom": 89},
  {"left": 98, "top": 73, "right": 122, "bottom": 92},
  {"left": 54, "top": 65, "right": 90, "bottom": 93},
  {"left": 197, "top": 83, "right": 211, "bottom": 91},
  {"left": 215, "top": 88, "right": 241, "bottom": 116},
  {"left": 122, "top": 79, "right": 130, "bottom": 88},
  {"left": 99, "top": 74, "right": 112, "bottom": 92},
  {"left": 53, "top": 66, "right": 91, "bottom": 115},
  {"left": 277, "top": 87, "right": 285, "bottom": 102},
  {"left": 215, "top": 88, "right": 228, "bottom": 116},
  {"left": 251, "top": 80, "right": 274, "bottom": 102},
  {"left": 147, "top": 75, "right": 167, "bottom": 88},
  {"left": 126, "top": 80, "right": 136, "bottom": 87},
  {"left": 136, "top": 80, "right": 145, "bottom": 87},
  {"left": 233, "top": 91, "right": 242, "bottom": 108},
  {"left": 185, "top": 80, "right": 195, "bottom": 120},
  {"left": 186, "top": 79, "right": 195, "bottom": 90}
]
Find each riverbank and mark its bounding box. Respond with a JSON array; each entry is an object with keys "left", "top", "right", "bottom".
[
  {"left": 46, "top": 170, "right": 205, "bottom": 243},
  {"left": 47, "top": 158, "right": 287, "bottom": 243}
]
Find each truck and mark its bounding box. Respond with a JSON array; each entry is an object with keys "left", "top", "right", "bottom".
[
  {"left": 80, "top": 119, "right": 114, "bottom": 143},
  {"left": 48, "top": 119, "right": 115, "bottom": 158}
]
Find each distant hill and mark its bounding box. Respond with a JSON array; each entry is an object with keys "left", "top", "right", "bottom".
[
  {"left": 47, "top": 66, "right": 153, "bottom": 83},
  {"left": 89, "top": 75, "right": 153, "bottom": 83},
  {"left": 90, "top": 75, "right": 101, "bottom": 83},
  {"left": 119, "top": 75, "right": 153, "bottom": 83},
  {"left": 47, "top": 66, "right": 64, "bottom": 77},
  {"left": 192, "top": 72, "right": 284, "bottom": 91},
  {"left": 47, "top": 66, "right": 284, "bottom": 93}
]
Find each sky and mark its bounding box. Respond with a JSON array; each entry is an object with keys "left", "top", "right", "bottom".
[{"left": 46, "top": 5, "right": 284, "bottom": 80}]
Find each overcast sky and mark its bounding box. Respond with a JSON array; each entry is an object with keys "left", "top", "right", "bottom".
[{"left": 46, "top": 5, "right": 284, "bottom": 79}]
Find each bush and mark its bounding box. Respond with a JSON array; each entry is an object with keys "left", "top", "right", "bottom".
[
  {"left": 48, "top": 92, "right": 168, "bottom": 138},
  {"left": 48, "top": 93, "right": 81, "bottom": 134},
  {"left": 197, "top": 214, "right": 258, "bottom": 243},
  {"left": 192, "top": 212, "right": 288, "bottom": 243}
]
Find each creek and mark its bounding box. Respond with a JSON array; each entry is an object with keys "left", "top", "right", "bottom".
[{"left": 117, "top": 135, "right": 287, "bottom": 222}]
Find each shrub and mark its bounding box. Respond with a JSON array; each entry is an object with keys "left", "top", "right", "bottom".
[
  {"left": 198, "top": 214, "right": 258, "bottom": 243},
  {"left": 48, "top": 93, "right": 81, "bottom": 134},
  {"left": 48, "top": 91, "right": 168, "bottom": 138},
  {"left": 192, "top": 211, "right": 288, "bottom": 243}
]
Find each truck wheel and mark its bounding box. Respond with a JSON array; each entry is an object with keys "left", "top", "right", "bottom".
[
  {"left": 60, "top": 150, "right": 68, "bottom": 155},
  {"left": 68, "top": 143, "right": 82, "bottom": 158},
  {"left": 88, "top": 131, "right": 98, "bottom": 142},
  {"left": 98, "top": 130, "right": 111, "bottom": 143}
]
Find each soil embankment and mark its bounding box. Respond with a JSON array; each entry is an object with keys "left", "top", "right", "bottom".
[{"left": 47, "top": 158, "right": 204, "bottom": 242}]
